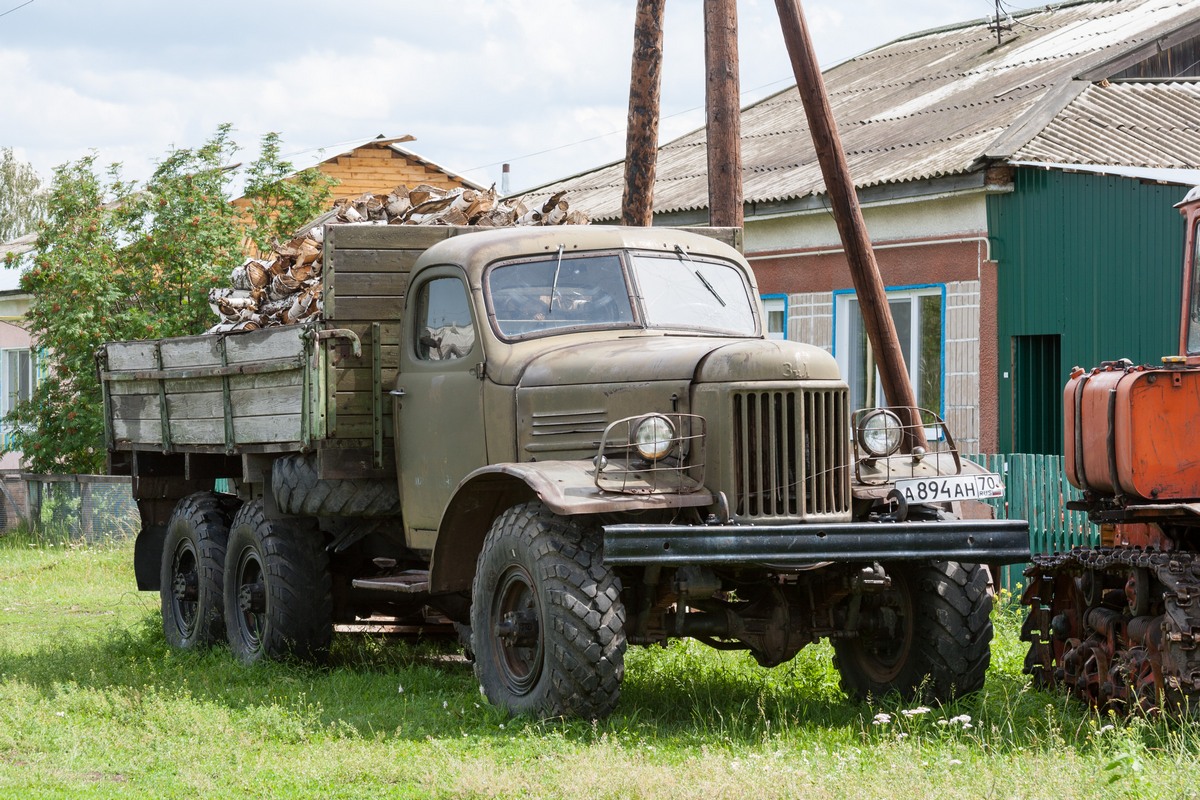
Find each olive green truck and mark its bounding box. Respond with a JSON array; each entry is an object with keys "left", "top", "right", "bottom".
[{"left": 101, "top": 223, "right": 1029, "bottom": 718}]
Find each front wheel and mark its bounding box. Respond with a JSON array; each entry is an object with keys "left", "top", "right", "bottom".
[
  {"left": 471, "top": 502, "right": 626, "bottom": 719},
  {"left": 834, "top": 561, "right": 992, "bottom": 703},
  {"left": 223, "top": 500, "right": 332, "bottom": 664}
]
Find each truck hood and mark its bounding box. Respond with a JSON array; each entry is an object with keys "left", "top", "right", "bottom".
[
  {"left": 512, "top": 336, "right": 840, "bottom": 387},
  {"left": 693, "top": 339, "right": 840, "bottom": 383}
]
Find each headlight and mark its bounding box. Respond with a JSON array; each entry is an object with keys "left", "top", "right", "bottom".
[
  {"left": 633, "top": 414, "right": 676, "bottom": 461},
  {"left": 857, "top": 408, "right": 904, "bottom": 458}
]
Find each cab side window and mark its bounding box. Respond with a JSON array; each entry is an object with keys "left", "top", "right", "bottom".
[{"left": 414, "top": 276, "right": 475, "bottom": 361}]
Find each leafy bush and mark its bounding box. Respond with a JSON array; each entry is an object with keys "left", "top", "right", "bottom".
[{"left": 2, "top": 126, "right": 335, "bottom": 473}]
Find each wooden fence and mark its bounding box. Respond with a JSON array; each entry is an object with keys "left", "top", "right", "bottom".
[{"left": 970, "top": 453, "right": 1097, "bottom": 591}]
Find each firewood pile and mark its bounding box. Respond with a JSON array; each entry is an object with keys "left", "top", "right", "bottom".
[{"left": 206, "top": 185, "right": 588, "bottom": 334}]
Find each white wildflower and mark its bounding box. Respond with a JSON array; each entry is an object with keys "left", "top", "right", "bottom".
[
  {"left": 948, "top": 759, "right": 963, "bottom": 766},
  {"left": 397, "top": 684, "right": 404, "bottom": 694},
  {"left": 873, "top": 712, "right": 893, "bottom": 725},
  {"left": 901, "top": 706, "right": 931, "bottom": 717}
]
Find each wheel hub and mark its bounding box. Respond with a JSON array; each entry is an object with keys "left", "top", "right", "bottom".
[
  {"left": 238, "top": 582, "right": 266, "bottom": 614},
  {"left": 495, "top": 610, "right": 540, "bottom": 647},
  {"left": 172, "top": 571, "right": 198, "bottom": 602}
]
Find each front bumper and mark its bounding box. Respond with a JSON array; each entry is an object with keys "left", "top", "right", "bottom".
[{"left": 602, "top": 518, "right": 1030, "bottom": 568}]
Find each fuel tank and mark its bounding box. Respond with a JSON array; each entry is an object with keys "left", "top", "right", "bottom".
[{"left": 1064, "top": 360, "right": 1200, "bottom": 500}]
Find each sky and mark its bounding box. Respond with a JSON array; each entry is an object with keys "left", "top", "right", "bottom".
[{"left": 0, "top": 0, "right": 1008, "bottom": 198}]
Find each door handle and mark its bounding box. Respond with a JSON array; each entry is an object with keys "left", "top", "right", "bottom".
[{"left": 390, "top": 388, "right": 406, "bottom": 397}]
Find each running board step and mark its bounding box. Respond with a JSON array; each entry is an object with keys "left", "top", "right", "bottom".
[{"left": 352, "top": 570, "right": 430, "bottom": 594}]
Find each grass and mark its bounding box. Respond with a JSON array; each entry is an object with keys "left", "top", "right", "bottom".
[{"left": 2, "top": 533, "right": 1199, "bottom": 798}]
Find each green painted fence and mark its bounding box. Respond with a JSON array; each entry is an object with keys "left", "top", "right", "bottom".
[{"left": 971, "top": 453, "right": 1097, "bottom": 591}]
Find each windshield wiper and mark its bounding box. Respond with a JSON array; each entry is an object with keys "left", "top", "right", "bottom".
[
  {"left": 674, "top": 245, "right": 725, "bottom": 307},
  {"left": 547, "top": 244, "right": 565, "bottom": 316}
]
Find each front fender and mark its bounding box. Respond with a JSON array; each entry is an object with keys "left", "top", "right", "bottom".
[
  {"left": 428, "top": 461, "right": 713, "bottom": 594},
  {"left": 465, "top": 460, "right": 713, "bottom": 516}
]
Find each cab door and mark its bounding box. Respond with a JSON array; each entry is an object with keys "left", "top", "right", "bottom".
[{"left": 394, "top": 267, "right": 487, "bottom": 552}]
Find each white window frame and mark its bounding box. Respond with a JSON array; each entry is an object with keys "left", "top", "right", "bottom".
[
  {"left": 0, "top": 348, "right": 31, "bottom": 417},
  {"left": 761, "top": 294, "right": 787, "bottom": 340},
  {"left": 833, "top": 284, "right": 945, "bottom": 415}
]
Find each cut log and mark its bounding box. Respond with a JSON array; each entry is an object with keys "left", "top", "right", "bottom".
[{"left": 206, "top": 182, "right": 591, "bottom": 334}]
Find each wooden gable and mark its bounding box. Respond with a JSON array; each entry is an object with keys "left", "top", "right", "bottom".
[{"left": 319, "top": 138, "right": 477, "bottom": 198}]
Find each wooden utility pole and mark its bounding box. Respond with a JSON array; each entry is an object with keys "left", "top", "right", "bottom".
[
  {"left": 774, "top": 0, "right": 925, "bottom": 449},
  {"left": 622, "top": 0, "right": 667, "bottom": 227},
  {"left": 705, "top": 0, "right": 743, "bottom": 228}
]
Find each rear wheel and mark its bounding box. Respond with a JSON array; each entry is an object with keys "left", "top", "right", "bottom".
[
  {"left": 160, "top": 492, "right": 240, "bottom": 650},
  {"left": 223, "top": 499, "right": 332, "bottom": 664},
  {"left": 834, "top": 561, "right": 992, "bottom": 702},
  {"left": 471, "top": 502, "right": 626, "bottom": 719}
]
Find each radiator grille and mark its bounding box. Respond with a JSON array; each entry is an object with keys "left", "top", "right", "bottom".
[{"left": 732, "top": 388, "right": 850, "bottom": 520}]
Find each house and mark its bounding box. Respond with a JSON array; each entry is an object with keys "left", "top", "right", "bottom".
[
  {"left": 233, "top": 134, "right": 485, "bottom": 211},
  {"left": 527, "top": 0, "right": 1200, "bottom": 455},
  {"left": 0, "top": 233, "right": 36, "bottom": 469}
]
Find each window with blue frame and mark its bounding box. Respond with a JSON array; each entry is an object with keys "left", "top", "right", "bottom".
[
  {"left": 761, "top": 294, "right": 787, "bottom": 340},
  {"left": 834, "top": 285, "right": 943, "bottom": 415}
]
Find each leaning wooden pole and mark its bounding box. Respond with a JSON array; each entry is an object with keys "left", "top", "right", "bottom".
[
  {"left": 774, "top": 0, "right": 925, "bottom": 449},
  {"left": 705, "top": 0, "right": 744, "bottom": 228},
  {"left": 622, "top": 0, "right": 667, "bottom": 227}
]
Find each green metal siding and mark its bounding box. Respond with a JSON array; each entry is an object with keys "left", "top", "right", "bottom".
[{"left": 987, "top": 169, "right": 1186, "bottom": 453}]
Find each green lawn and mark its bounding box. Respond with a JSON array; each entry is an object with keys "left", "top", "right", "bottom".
[{"left": 1, "top": 536, "right": 1196, "bottom": 799}]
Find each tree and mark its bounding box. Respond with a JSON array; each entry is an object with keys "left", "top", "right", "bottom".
[
  {"left": 0, "top": 147, "right": 45, "bottom": 241},
  {"left": 242, "top": 131, "right": 338, "bottom": 255},
  {"left": 3, "top": 126, "right": 336, "bottom": 474}
]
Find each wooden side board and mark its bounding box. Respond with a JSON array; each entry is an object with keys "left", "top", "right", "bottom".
[{"left": 101, "top": 326, "right": 314, "bottom": 451}]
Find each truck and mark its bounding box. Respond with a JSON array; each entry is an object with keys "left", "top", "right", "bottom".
[
  {"left": 1022, "top": 185, "right": 1200, "bottom": 714},
  {"left": 102, "top": 222, "right": 1030, "bottom": 719}
]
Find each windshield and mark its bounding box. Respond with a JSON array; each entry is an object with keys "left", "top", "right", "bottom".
[
  {"left": 631, "top": 251, "right": 757, "bottom": 335},
  {"left": 486, "top": 248, "right": 758, "bottom": 340},
  {"left": 489, "top": 253, "right": 635, "bottom": 338}
]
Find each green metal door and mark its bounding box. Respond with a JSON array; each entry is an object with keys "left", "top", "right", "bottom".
[{"left": 1012, "top": 334, "right": 1061, "bottom": 455}]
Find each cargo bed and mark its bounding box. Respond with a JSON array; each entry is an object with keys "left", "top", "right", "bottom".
[{"left": 99, "top": 224, "right": 481, "bottom": 467}]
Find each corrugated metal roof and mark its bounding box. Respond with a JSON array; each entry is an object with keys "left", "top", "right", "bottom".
[
  {"left": 1014, "top": 82, "right": 1200, "bottom": 167},
  {"left": 530, "top": 0, "right": 1200, "bottom": 222}
]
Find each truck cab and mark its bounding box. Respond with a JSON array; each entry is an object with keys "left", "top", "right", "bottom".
[{"left": 396, "top": 226, "right": 845, "bottom": 559}]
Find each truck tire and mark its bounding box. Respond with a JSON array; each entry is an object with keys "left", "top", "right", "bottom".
[
  {"left": 834, "top": 560, "right": 992, "bottom": 703},
  {"left": 271, "top": 453, "right": 400, "bottom": 517},
  {"left": 160, "top": 492, "right": 241, "bottom": 650},
  {"left": 223, "top": 499, "right": 332, "bottom": 664},
  {"left": 471, "top": 501, "right": 626, "bottom": 719}
]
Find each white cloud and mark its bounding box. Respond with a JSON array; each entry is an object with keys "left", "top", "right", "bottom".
[{"left": 0, "top": 0, "right": 996, "bottom": 195}]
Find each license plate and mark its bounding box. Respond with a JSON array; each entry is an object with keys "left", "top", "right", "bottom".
[{"left": 893, "top": 473, "right": 1004, "bottom": 504}]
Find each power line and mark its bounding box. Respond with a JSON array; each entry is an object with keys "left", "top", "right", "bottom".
[
  {"left": 0, "top": 0, "right": 35, "bottom": 20},
  {"left": 463, "top": 74, "right": 796, "bottom": 174}
]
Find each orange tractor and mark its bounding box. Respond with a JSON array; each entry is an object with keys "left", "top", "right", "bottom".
[{"left": 1023, "top": 185, "right": 1200, "bottom": 712}]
